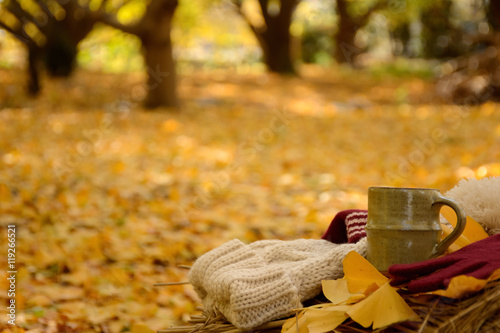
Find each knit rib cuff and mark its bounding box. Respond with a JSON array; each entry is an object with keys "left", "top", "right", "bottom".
[
  {"left": 188, "top": 239, "right": 301, "bottom": 329},
  {"left": 223, "top": 267, "right": 300, "bottom": 329}
]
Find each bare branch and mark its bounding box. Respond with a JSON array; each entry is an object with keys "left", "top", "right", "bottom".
[
  {"left": 276, "top": 0, "right": 299, "bottom": 31},
  {"left": 464, "top": 32, "right": 500, "bottom": 46},
  {"left": 133, "top": 0, "right": 178, "bottom": 37},
  {"left": 231, "top": 0, "right": 266, "bottom": 43},
  {"left": 257, "top": 0, "right": 270, "bottom": 25},
  {"left": 52, "top": 0, "right": 75, "bottom": 7},
  {"left": 98, "top": 0, "right": 135, "bottom": 13},
  {"left": 99, "top": 13, "right": 141, "bottom": 35},
  {"left": 0, "top": 20, "right": 36, "bottom": 47},
  {"left": 98, "top": 0, "right": 111, "bottom": 11},
  {"left": 75, "top": 0, "right": 142, "bottom": 36},
  {"left": 35, "top": 0, "right": 55, "bottom": 19},
  {"left": 4, "top": 0, "right": 43, "bottom": 29}
]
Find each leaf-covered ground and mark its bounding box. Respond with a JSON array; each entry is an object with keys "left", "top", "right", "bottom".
[{"left": 1, "top": 66, "right": 500, "bottom": 332}]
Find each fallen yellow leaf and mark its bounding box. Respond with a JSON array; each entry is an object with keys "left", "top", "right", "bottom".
[
  {"left": 432, "top": 275, "right": 488, "bottom": 299},
  {"left": 489, "top": 268, "right": 500, "bottom": 281},
  {"left": 282, "top": 312, "right": 308, "bottom": 333},
  {"left": 363, "top": 282, "right": 380, "bottom": 296},
  {"left": 9, "top": 67, "right": 500, "bottom": 332},
  {"left": 441, "top": 206, "right": 489, "bottom": 243},
  {"left": 347, "top": 282, "right": 418, "bottom": 329},
  {"left": 321, "top": 279, "right": 365, "bottom": 305},
  {"left": 342, "top": 251, "right": 388, "bottom": 294},
  {"left": 431, "top": 268, "right": 500, "bottom": 299},
  {"left": 304, "top": 305, "right": 351, "bottom": 333},
  {"left": 161, "top": 119, "right": 181, "bottom": 132},
  {"left": 25, "top": 294, "right": 53, "bottom": 307},
  {"left": 131, "top": 323, "right": 155, "bottom": 333},
  {"left": 440, "top": 223, "right": 471, "bottom": 253}
]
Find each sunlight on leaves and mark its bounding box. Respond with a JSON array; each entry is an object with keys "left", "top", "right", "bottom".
[
  {"left": 1, "top": 65, "right": 500, "bottom": 332},
  {"left": 300, "top": 252, "right": 416, "bottom": 331},
  {"left": 440, "top": 206, "right": 489, "bottom": 253},
  {"left": 441, "top": 206, "right": 489, "bottom": 243},
  {"left": 440, "top": 223, "right": 472, "bottom": 253},
  {"left": 431, "top": 268, "right": 500, "bottom": 299},
  {"left": 342, "top": 251, "right": 388, "bottom": 294},
  {"left": 282, "top": 312, "right": 308, "bottom": 333},
  {"left": 304, "top": 306, "right": 351, "bottom": 333},
  {"left": 347, "top": 282, "right": 418, "bottom": 329},
  {"left": 432, "top": 276, "right": 488, "bottom": 299},
  {"left": 321, "top": 279, "right": 365, "bottom": 305}
]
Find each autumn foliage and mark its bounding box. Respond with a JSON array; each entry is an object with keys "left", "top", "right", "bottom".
[{"left": 1, "top": 66, "right": 500, "bottom": 332}]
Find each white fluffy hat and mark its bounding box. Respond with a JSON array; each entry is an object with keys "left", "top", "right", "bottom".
[{"left": 445, "top": 176, "right": 500, "bottom": 236}]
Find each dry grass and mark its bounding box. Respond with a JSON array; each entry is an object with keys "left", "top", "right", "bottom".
[{"left": 165, "top": 280, "right": 500, "bottom": 333}]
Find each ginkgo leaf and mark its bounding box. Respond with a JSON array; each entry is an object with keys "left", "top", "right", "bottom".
[
  {"left": 441, "top": 206, "right": 489, "bottom": 243},
  {"left": 6, "top": 62, "right": 500, "bottom": 332},
  {"left": 363, "top": 282, "right": 380, "bottom": 296},
  {"left": 347, "top": 282, "right": 418, "bottom": 329},
  {"left": 282, "top": 312, "right": 308, "bottom": 333},
  {"left": 342, "top": 251, "right": 388, "bottom": 294},
  {"left": 321, "top": 279, "right": 365, "bottom": 305},
  {"left": 304, "top": 305, "right": 351, "bottom": 333},
  {"left": 489, "top": 268, "right": 500, "bottom": 281},
  {"left": 432, "top": 275, "right": 488, "bottom": 299},
  {"left": 431, "top": 268, "right": 500, "bottom": 299},
  {"left": 440, "top": 223, "right": 472, "bottom": 253}
]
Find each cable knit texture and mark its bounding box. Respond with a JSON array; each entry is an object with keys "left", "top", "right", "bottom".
[
  {"left": 188, "top": 238, "right": 367, "bottom": 329},
  {"left": 445, "top": 176, "right": 500, "bottom": 235}
]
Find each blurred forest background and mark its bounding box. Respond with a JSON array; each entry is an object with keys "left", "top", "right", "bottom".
[{"left": 1, "top": 0, "right": 500, "bottom": 332}]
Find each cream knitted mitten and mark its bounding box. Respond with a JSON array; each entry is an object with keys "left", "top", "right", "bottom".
[{"left": 188, "top": 237, "right": 367, "bottom": 329}]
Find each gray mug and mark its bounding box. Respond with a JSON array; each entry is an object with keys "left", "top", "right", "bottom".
[{"left": 366, "top": 186, "right": 467, "bottom": 272}]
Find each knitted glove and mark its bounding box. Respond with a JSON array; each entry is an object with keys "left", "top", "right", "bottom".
[
  {"left": 188, "top": 238, "right": 367, "bottom": 329},
  {"left": 321, "top": 210, "right": 368, "bottom": 244},
  {"left": 389, "top": 234, "right": 500, "bottom": 293}
]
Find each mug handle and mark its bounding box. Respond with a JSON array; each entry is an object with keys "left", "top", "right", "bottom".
[{"left": 431, "top": 194, "right": 467, "bottom": 258}]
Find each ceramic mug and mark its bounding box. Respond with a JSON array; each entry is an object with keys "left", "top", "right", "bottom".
[{"left": 366, "top": 186, "right": 467, "bottom": 272}]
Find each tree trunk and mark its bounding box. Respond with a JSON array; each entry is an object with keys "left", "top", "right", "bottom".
[
  {"left": 139, "top": 0, "right": 178, "bottom": 109},
  {"left": 390, "top": 22, "right": 411, "bottom": 57},
  {"left": 43, "top": 0, "right": 97, "bottom": 77},
  {"left": 259, "top": 0, "right": 297, "bottom": 74},
  {"left": 239, "top": 0, "right": 298, "bottom": 74},
  {"left": 44, "top": 38, "right": 78, "bottom": 77},
  {"left": 98, "top": 0, "right": 179, "bottom": 109},
  {"left": 488, "top": 0, "right": 500, "bottom": 32},
  {"left": 334, "top": 0, "right": 361, "bottom": 64},
  {"left": 420, "top": 0, "right": 459, "bottom": 58},
  {"left": 334, "top": 28, "right": 359, "bottom": 64},
  {"left": 1, "top": 0, "right": 98, "bottom": 96},
  {"left": 27, "top": 47, "right": 41, "bottom": 95},
  {"left": 261, "top": 29, "right": 295, "bottom": 73},
  {"left": 334, "top": 0, "right": 382, "bottom": 65},
  {"left": 141, "top": 39, "right": 177, "bottom": 108}
]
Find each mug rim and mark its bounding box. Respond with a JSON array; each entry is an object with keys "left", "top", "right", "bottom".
[{"left": 369, "top": 186, "right": 439, "bottom": 191}]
